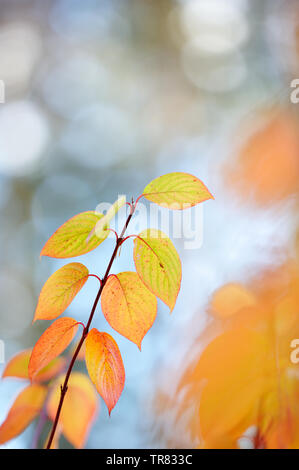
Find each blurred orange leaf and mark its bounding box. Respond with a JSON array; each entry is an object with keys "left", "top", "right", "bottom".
[
  {"left": 85, "top": 329, "right": 125, "bottom": 415},
  {"left": 29, "top": 317, "right": 79, "bottom": 381},
  {"left": 134, "top": 229, "right": 181, "bottom": 312},
  {"left": 33, "top": 262, "right": 89, "bottom": 321},
  {"left": 2, "top": 349, "right": 66, "bottom": 383},
  {"left": 40, "top": 211, "right": 109, "bottom": 258},
  {"left": 47, "top": 372, "right": 98, "bottom": 448},
  {"left": 101, "top": 272, "right": 157, "bottom": 349},
  {"left": 0, "top": 384, "right": 47, "bottom": 445},
  {"left": 166, "top": 261, "right": 299, "bottom": 449},
  {"left": 143, "top": 172, "right": 213, "bottom": 209},
  {"left": 209, "top": 283, "right": 256, "bottom": 319},
  {"left": 226, "top": 111, "right": 299, "bottom": 205}
]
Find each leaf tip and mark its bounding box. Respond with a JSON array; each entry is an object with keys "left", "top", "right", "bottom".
[{"left": 40, "top": 245, "right": 46, "bottom": 258}]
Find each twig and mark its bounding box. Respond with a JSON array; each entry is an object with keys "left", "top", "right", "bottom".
[{"left": 46, "top": 201, "right": 136, "bottom": 449}]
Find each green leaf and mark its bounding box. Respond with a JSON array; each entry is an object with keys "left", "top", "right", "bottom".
[
  {"left": 133, "top": 229, "right": 181, "bottom": 312},
  {"left": 40, "top": 211, "right": 109, "bottom": 258},
  {"left": 143, "top": 172, "right": 213, "bottom": 209}
]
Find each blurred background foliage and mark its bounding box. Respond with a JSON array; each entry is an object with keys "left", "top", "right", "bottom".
[{"left": 0, "top": 0, "right": 298, "bottom": 449}]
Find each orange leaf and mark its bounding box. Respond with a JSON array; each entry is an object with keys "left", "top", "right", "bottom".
[
  {"left": 40, "top": 211, "right": 109, "bottom": 258},
  {"left": 101, "top": 272, "right": 157, "bottom": 349},
  {"left": 227, "top": 110, "right": 299, "bottom": 206},
  {"left": 0, "top": 384, "right": 47, "bottom": 445},
  {"left": 209, "top": 283, "right": 256, "bottom": 319},
  {"left": 47, "top": 372, "right": 98, "bottom": 448},
  {"left": 85, "top": 329, "right": 125, "bottom": 415},
  {"left": 2, "top": 349, "right": 66, "bottom": 383},
  {"left": 29, "top": 317, "right": 79, "bottom": 381},
  {"left": 158, "top": 262, "right": 299, "bottom": 449},
  {"left": 33, "top": 262, "right": 89, "bottom": 321}
]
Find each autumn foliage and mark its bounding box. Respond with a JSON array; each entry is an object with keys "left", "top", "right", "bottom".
[
  {"left": 225, "top": 109, "right": 299, "bottom": 205},
  {"left": 0, "top": 172, "right": 212, "bottom": 449},
  {"left": 155, "top": 258, "right": 299, "bottom": 449}
]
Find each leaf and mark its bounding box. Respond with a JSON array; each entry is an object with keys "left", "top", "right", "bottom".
[
  {"left": 85, "top": 329, "right": 125, "bottom": 415},
  {"left": 47, "top": 372, "right": 98, "bottom": 448},
  {"left": 40, "top": 211, "right": 109, "bottom": 258},
  {"left": 2, "top": 349, "right": 66, "bottom": 383},
  {"left": 209, "top": 283, "right": 256, "bottom": 319},
  {"left": 33, "top": 262, "right": 89, "bottom": 322},
  {"left": 0, "top": 384, "right": 47, "bottom": 444},
  {"left": 225, "top": 110, "right": 299, "bottom": 205},
  {"left": 143, "top": 172, "right": 213, "bottom": 209},
  {"left": 133, "top": 229, "right": 181, "bottom": 311},
  {"left": 29, "top": 317, "right": 79, "bottom": 381},
  {"left": 101, "top": 272, "right": 157, "bottom": 349},
  {"left": 87, "top": 196, "right": 126, "bottom": 241},
  {"left": 159, "top": 261, "right": 299, "bottom": 449}
]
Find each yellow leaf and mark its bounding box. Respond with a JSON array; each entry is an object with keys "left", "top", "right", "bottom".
[
  {"left": 143, "top": 172, "right": 213, "bottom": 209},
  {"left": 2, "top": 349, "right": 66, "bottom": 383},
  {"left": 40, "top": 211, "right": 109, "bottom": 258},
  {"left": 101, "top": 272, "right": 157, "bottom": 349},
  {"left": 133, "top": 229, "right": 181, "bottom": 311},
  {"left": 47, "top": 372, "right": 98, "bottom": 448},
  {"left": 29, "top": 317, "right": 79, "bottom": 381},
  {"left": 87, "top": 196, "right": 126, "bottom": 241},
  {"left": 33, "top": 263, "right": 89, "bottom": 322},
  {"left": 85, "top": 329, "right": 125, "bottom": 415},
  {"left": 0, "top": 384, "right": 47, "bottom": 445}
]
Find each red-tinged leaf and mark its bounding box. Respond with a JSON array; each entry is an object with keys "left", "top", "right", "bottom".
[
  {"left": 0, "top": 384, "right": 47, "bottom": 445},
  {"left": 47, "top": 372, "right": 98, "bottom": 448},
  {"left": 2, "top": 349, "right": 66, "bottom": 383},
  {"left": 101, "top": 272, "right": 157, "bottom": 349},
  {"left": 29, "top": 317, "right": 79, "bottom": 381},
  {"left": 40, "top": 211, "right": 109, "bottom": 258},
  {"left": 133, "top": 229, "right": 181, "bottom": 311},
  {"left": 85, "top": 329, "right": 125, "bottom": 415},
  {"left": 143, "top": 172, "right": 214, "bottom": 209},
  {"left": 33, "top": 262, "right": 89, "bottom": 322}
]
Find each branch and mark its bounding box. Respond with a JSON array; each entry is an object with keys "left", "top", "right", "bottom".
[{"left": 46, "top": 201, "right": 136, "bottom": 449}]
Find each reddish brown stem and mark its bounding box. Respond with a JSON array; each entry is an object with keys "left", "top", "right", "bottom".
[
  {"left": 88, "top": 274, "right": 103, "bottom": 285},
  {"left": 46, "top": 201, "right": 136, "bottom": 449}
]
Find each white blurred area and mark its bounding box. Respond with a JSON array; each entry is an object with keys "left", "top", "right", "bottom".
[
  {"left": 0, "top": 101, "right": 49, "bottom": 176},
  {"left": 170, "top": 0, "right": 249, "bottom": 92},
  {"left": 0, "top": 0, "right": 298, "bottom": 450},
  {"left": 0, "top": 22, "right": 42, "bottom": 93}
]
